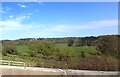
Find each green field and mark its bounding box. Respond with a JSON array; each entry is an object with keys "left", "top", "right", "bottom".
[
  {"left": 2, "top": 36, "right": 119, "bottom": 71},
  {"left": 54, "top": 43, "right": 97, "bottom": 57},
  {"left": 16, "top": 43, "right": 97, "bottom": 58},
  {"left": 2, "top": 42, "right": 97, "bottom": 66}
]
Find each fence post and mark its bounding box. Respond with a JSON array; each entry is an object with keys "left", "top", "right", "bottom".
[
  {"left": 24, "top": 62, "right": 26, "bottom": 69},
  {"left": 8, "top": 61, "right": 11, "bottom": 66},
  {"left": 1, "top": 60, "right": 26, "bottom": 67}
]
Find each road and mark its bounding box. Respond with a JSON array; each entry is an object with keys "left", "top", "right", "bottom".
[{"left": 0, "top": 65, "right": 119, "bottom": 76}]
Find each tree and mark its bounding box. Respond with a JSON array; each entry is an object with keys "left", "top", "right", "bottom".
[
  {"left": 95, "top": 35, "right": 118, "bottom": 57},
  {"left": 67, "top": 39, "right": 73, "bottom": 46},
  {"left": 28, "top": 41, "right": 55, "bottom": 58},
  {"left": 75, "top": 38, "right": 82, "bottom": 46},
  {"left": 81, "top": 51, "right": 86, "bottom": 58},
  {"left": 2, "top": 41, "right": 17, "bottom": 55}
]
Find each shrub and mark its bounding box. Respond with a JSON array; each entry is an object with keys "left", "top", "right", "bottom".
[
  {"left": 54, "top": 48, "right": 67, "bottom": 61},
  {"left": 95, "top": 35, "right": 118, "bottom": 57},
  {"left": 2, "top": 41, "right": 17, "bottom": 55},
  {"left": 81, "top": 51, "right": 86, "bottom": 58},
  {"left": 77, "top": 56, "right": 118, "bottom": 71},
  {"left": 67, "top": 39, "right": 74, "bottom": 46},
  {"left": 75, "top": 39, "right": 82, "bottom": 46},
  {"left": 28, "top": 41, "right": 56, "bottom": 59}
]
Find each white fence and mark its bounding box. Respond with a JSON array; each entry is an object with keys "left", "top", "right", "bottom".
[
  {"left": 0, "top": 60, "right": 118, "bottom": 75},
  {"left": 0, "top": 60, "right": 25, "bottom": 67}
]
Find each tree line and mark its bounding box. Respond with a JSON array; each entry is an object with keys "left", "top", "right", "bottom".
[
  {"left": 1, "top": 35, "right": 119, "bottom": 70},
  {"left": 2, "top": 35, "right": 119, "bottom": 57}
]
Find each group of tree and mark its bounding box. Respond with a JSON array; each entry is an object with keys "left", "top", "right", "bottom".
[
  {"left": 2, "top": 41, "right": 17, "bottom": 55},
  {"left": 1, "top": 35, "right": 119, "bottom": 71},
  {"left": 2, "top": 35, "right": 119, "bottom": 58},
  {"left": 95, "top": 35, "right": 118, "bottom": 57},
  {"left": 66, "top": 36, "right": 98, "bottom": 47},
  {"left": 28, "top": 41, "right": 75, "bottom": 62}
]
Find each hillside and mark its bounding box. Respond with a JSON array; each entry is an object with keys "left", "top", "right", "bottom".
[{"left": 1, "top": 35, "right": 119, "bottom": 71}]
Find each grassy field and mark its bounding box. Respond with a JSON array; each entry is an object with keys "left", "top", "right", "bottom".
[
  {"left": 55, "top": 43, "right": 97, "bottom": 57},
  {"left": 17, "top": 45, "right": 30, "bottom": 56},
  {"left": 2, "top": 40, "right": 118, "bottom": 71},
  {"left": 16, "top": 43, "right": 97, "bottom": 58},
  {"left": 2, "top": 43, "right": 97, "bottom": 66},
  {"left": 1, "top": 35, "right": 119, "bottom": 71}
]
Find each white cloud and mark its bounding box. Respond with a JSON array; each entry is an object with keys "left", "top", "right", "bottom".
[
  {"left": 0, "top": 10, "right": 6, "bottom": 13},
  {"left": 0, "top": 16, "right": 32, "bottom": 33},
  {"left": 0, "top": 19, "right": 117, "bottom": 33},
  {"left": 10, "top": 15, "right": 30, "bottom": 22},
  {"left": 6, "top": 7, "right": 11, "bottom": 11},
  {"left": 18, "top": 4, "right": 26, "bottom": 8},
  {"left": 0, "top": 21, "right": 23, "bottom": 31},
  {"left": 46, "top": 19, "right": 117, "bottom": 32},
  {"left": 21, "top": 5, "right": 26, "bottom": 8},
  {"left": 0, "top": 20, "right": 33, "bottom": 40},
  {"left": 0, "top": 19, "right": 117, "bottom": 39},
  {"left": 0, "top": 7, "right": 11, "bottom": 15},
  {"left": 0, "top": 20, "right": 32, "bottom": 32},
  {"left": 15, "top": 16, "right": 27, "bottom": 21},
  {"left": 27, "top": 12, "right": 31, "bottom": 15},
  {"left": 37, "top": 1, "right": 43, "bottom": 4},
  {"left": 9, "top": 15, "right": 13, "bottom": 18}
]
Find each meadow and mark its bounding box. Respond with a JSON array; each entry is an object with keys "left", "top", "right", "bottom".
[{"left": 3, "top": 43, "right": 96, "bottom": 63}]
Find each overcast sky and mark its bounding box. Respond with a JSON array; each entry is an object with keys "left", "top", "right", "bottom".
[{"left": 0, "top": 2, "right": 118, "bottom": 40}]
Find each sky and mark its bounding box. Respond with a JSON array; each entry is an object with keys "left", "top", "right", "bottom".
[{"left": 0, "top": 2, "right": 118, "bottom": 40}]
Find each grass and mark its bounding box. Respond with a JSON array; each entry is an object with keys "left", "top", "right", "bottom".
[
  {"left": 2, "top": 42, "right": 119, "bottom": 71},
  {"left": 16, "top": 43, "right": 97, "bottom": 58},
  {"left": 2, "top": 43, "right": 97, "bottom": 66},
  {"left": 17, "top": 44, "right": 30, "bottom": 56},
  {"left": 55, "top": 43, "right": 97, "bottom": 57}
]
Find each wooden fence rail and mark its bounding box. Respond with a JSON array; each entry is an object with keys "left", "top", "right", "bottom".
[{"left": 0, "top": 60, "right": 26, "bottom": 67}]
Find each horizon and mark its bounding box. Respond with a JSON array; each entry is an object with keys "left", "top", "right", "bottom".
[
  {"left": 0, "top": 2, "right": 118, "bottom": 40},
  {"left": 1, "top": 34, "right": 118, "bottom": 40}
]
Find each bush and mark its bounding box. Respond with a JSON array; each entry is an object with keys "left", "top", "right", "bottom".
[
  {"left": 75, "top": 39, "right": 82, "bottom": 46},
  {"left": 81, "top": 51, "right": 86, "bottom": 58},
  {"left": 95, "top": 35, "right": 118, "bottom": 57},
  {"left": 53, "top": 48, "right": 75, "bottom": 61},
  {"left": 77, "top": 56, "right": 118, "bottom": 71},
  {"left": 2, "top": 41, "right": 17, "bottom": 55},
  {"left": 67, "top": 39, "right": 73, "bottom": 46},
  {"left": 28, "top": 41, "right": 57, "bottom": 59}
]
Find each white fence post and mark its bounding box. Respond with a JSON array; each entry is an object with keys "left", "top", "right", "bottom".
[
  {"left": 8, "top": 61, "right": 11, "bottom": 66},
  {"left": 0, "top": 60, "right": 26, "bottom": 67}
]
